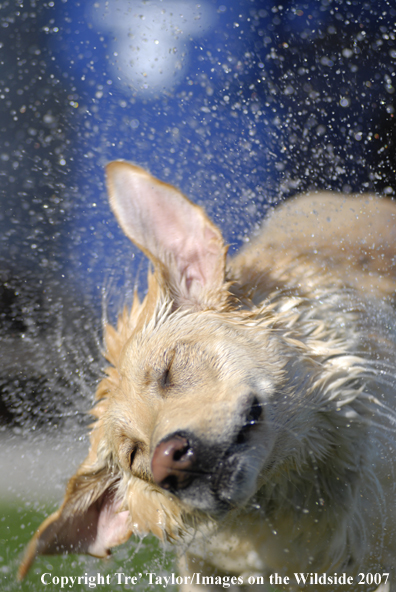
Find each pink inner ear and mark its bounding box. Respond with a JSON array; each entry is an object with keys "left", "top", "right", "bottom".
[
  {"left": 40, "top": 489, "right": 132, "bottom": 558},
  {"left": 175, "top": 227, "right": 223, "bottom": 292},
  {"left": 88, "top": 493, "right": 131, "bottom": 557},
  {"left": 18, "top": 486, "right": 133, "bottom": 580},
  {"left": 106, "top": 162, "right": 225, "bottom": 297}
]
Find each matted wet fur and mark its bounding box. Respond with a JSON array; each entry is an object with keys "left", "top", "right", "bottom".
[{"left": 19, "top": 162, "right": 396, "bottom": 591}]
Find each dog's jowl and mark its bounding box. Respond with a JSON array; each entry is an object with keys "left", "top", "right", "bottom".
[{"left": 19, "top": 162, "right": 396, "bottom": 591}]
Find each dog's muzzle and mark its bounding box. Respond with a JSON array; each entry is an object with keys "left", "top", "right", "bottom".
[{"left": 150, "top": 396, "right": 264, "bottom": 514}]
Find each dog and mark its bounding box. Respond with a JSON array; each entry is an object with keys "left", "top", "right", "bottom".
[{"left": 18, "top": 162, "right": 396, "bottom": 591}]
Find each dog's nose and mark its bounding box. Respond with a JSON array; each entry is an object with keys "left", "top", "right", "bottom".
[{"left": 151, "top": 435, "right": 196, "bottom": 491}]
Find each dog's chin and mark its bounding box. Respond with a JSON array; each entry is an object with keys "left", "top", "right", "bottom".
[{"left": 175, "top": 451, "right": 261, "bottom": 518}]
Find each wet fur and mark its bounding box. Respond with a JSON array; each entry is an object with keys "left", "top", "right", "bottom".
[{"left": 19, "top": 163, "right": 396, "bottom": 591}]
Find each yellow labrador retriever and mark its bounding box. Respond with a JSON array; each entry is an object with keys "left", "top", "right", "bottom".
[{"left": 19, "top": 162, "right": 396, "bottom": 591}]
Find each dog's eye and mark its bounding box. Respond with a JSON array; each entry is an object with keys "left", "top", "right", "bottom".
[
  {"left": 129, "top": 448, "right": 137, "bottom": 468},
  {"left": 160, "top": 349, "right": 175, "bottom": 389},
  {"left": 246, "top": 397, "right": 262, "bottom": 424},
  {"left": 162, "top": 367, "right": 172, "bottom": 388}
]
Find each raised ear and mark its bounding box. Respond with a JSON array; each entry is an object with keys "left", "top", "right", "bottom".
[
  {"left": 17, "top": 427, "right": 132, "bottom": 580},
  {"left": 105, "top": 161, "right": 227, "bottom": 304}
]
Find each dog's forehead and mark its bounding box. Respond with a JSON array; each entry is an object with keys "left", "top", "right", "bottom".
[
  {"left": 120, "top": 311, "right": 259, "bottom": 374},
  {"left": 114, "top": 310, "right": 278, "bottom": 408},
  {"left": 118, "top": 334, "right": 227, "bottom": 398}
]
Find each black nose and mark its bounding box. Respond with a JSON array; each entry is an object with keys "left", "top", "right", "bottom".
[{"left": 151, "top": 435, "right": 196, "bottom": 491}]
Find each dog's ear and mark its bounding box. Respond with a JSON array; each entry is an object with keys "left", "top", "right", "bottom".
[
  {"left": 105, "top": 161, "right": 227, "bottom": 304},
  {"left": 17, "top": 427, "right": 131, "bottom": 580}
]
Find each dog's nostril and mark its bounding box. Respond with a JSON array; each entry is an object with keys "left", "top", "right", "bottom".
[
  {"left": 173, "top": 443, "right": 189, "bottom": 462},
  {"left": 151, "top": 435, "right": 195, "bottom": 492},
  {"left": 161, "top": 475, "right": 180, "bottom": 491}
]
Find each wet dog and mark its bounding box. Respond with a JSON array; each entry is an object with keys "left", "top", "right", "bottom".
[{"left": 19, "top": 162, "right": 396, "bottom": 590}]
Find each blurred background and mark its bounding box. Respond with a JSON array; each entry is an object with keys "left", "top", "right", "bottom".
[
  {"left": 0, "top": 0, "right": 395, "bottom": 588},
  {"left": 1, "top": 0, "right": 396, "bottom": 433}
]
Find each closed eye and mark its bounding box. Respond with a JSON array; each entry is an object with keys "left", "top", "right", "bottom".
[
  {"left": 162, "top": 367, "right": 172, "bottom": 387},
  {"left": 161, "top": 350, "right": 175, "bottom": 388},
  {"left": 130, "top": 448, "right": 137, "bottom": 468}
]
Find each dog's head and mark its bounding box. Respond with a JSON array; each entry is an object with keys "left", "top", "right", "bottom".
[{"left": 18, "top": 163, "right": 292, "bottom": 578}]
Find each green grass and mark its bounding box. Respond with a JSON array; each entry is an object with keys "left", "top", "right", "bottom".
[{"left": 0, "top": 501, "right": 177, "bottom": 591}]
